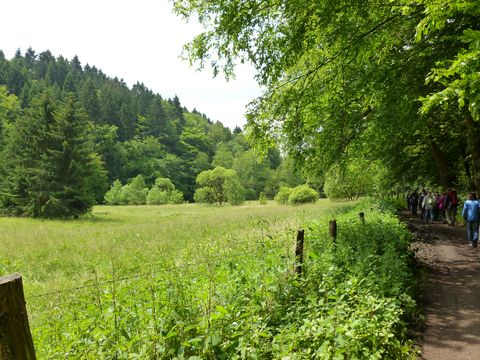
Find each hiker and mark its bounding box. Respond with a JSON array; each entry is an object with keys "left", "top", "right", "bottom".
[
  {"left": 444, "top": 188, "right": 459, "bottom": 227},
  {"left": 423, "top": 191, "right": 436, "bottom": 224},
  {"left": 410, "top": 190, "right": 418, "bottom": 216},
  {"left": 419, "top": 189, "right": 427, "bottom": 219},
  {"left": 462, "top": 192, "right": 480, "bottom": 247},
  {"left": 437, "top": 191, "right": 447, "bottom": 223},
  {"left": 433, "top": 191, "right": 440, "bottom": 221}
]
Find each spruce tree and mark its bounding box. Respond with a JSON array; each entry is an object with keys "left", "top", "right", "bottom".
[
  {"left": 0, "top": 92, "right": 103, "bottom": 218},
  {"left": 35, "top": 93, "right": 98, "bottom": 218},
  {"left": 0, "top": 92, "right": 55, "bottom": 215}
]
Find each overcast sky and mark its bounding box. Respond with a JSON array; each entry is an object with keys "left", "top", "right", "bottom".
[{"left": 0, "top": 0, "right": 261, "bottom": 130}]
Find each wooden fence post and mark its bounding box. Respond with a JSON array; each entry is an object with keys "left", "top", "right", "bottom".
[
  {"left": 0, "top": 274, "right": 36, "bottom": 360},
  {"left": 295, "top": 229, "right": 305, "bottom": 274},
  {"left": 359, "top": 212, "right": 365, "bottom": 224},
  {"left": 329, "top": 220, "right": 337, "bottom": 242}
]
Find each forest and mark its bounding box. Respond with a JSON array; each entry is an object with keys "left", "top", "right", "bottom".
[
  {"left": 1, "top": 1, "right": 477, "bottom": 219},
  {"left": 0, "top": 48, "right": 306, "bottom": 217}
]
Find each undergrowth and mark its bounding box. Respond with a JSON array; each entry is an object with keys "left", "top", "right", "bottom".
[{"left": 27, "top": 198, "right": 417, "bottom": 359}]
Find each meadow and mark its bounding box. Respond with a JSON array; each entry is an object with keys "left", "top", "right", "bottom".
[
  {"left": 0, "top": 199, "right": 417, "bottom": 359},
  {"left": 0, "top": 200, "right": 347, "bottom": 292}
]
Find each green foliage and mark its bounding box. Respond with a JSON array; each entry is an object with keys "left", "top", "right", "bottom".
[
  {"left": 146, "top": 177, "right": 184, "bottom": 205},
  {"left": 15, "top": 199, "right": 416, "bottom": 358},
  {"left": 224, "top": 174, "right": 245, "bottom": 205},
  {"left": 169, "top": 190, "right": 184, "bottom": 204},
  {"left": 0, "top": 92, "right": 102, "bottom": 218},
  {"left": 288, "top": 184, "right": 318, "bottom": 204},
  {"left": 212, "top": 142, "right": 234, "bottom": 168},
  {"left": 232, "top": 149, "right": 272, "bottom": 200},
  {"left": 275, "top": 184, "right": 318, "bottom": 205},
  {"left": 193, "top": 186, "right": 215, "bottom": 204},
  {"left": 120, "top": 175, "right": 147, "bottom": 205},
  {"left": 259, "top": 192, "right": 267, "bottom": 205},
  {"left": 408, "top": 0, "right": 480, "bottom": 120},
  {"left": 275, "top": 186, "right": 292, "bottom": 205},
  {"left": 86, "top": 153, "right": 109, "bottom": 204},
  {"left": 146, "top": 188, "right": 170, "bottom": 205},
  {"left": 152, "top": 177, "right": 175, "bottom": 192},
  {"left": 0, "top": 49, "right": 296, "bottom": 205},
  {"left": 104, "top": 179, "right": 123, "bottom": 205},
  {"left": 195, "top": 166, "right": 245, "bottom": 206},
  {"left": 324, "top": 159, "right": 383, "bottom": 200},
  {"left": 173, "top": 0, "right": 480, "bottom": 193}
]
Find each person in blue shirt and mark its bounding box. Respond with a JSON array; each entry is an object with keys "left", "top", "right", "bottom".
[{"left": 462, "top": 192, "right": 480, "bottom": 247}]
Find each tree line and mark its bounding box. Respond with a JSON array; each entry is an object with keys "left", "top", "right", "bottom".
[{"left": 0, "top": 48, "right": 305, "bottom": 217}]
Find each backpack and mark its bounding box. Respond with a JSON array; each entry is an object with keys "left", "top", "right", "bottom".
[{"left": 450, "top": 192, "right": 458, "bottom": 206}]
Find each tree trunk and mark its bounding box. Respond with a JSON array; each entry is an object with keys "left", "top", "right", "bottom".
[
  {"left": 464, "top": 157, "right": 477, "bottom": 190},
  {"left": 464, "top": 112, "right": 480, "bottom": 192},
  {"left": 430, "top": 140, "right": 453, "bottom": 189}
]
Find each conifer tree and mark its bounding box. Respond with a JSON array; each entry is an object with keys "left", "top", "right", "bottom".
[
  {"left": 0, "top": 92, "right": 104, "bottom": 218},
  {"left": 0, "top": 92, "right": 55, "bottom": 215},
  {"left": 35, "top": 93, "right": 99, "bottom": 217}
]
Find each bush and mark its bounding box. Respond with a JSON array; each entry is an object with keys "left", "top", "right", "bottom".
[
  {"left": 194, "top": 187, "right": 215, "bottom": 204},
  {"left": 120, "top": 175, "right": 148, "bottom": 205},
  {"left": 152, "top": 177, "right": 175, "bottom": 193},
  {"left": 288, "top": 184, "right": 318, "bottom": 204},
  {"left": 195, "top": 166, "right": 245, "bottom": 206},
  {"left": 169, "top": 190, "right": 184, "bottom": 204},
  {"left": 259, "top": 192, "right": 268, "bottom": 205},
  {"left": 104, "top": 180, "right": 123, "bottom": 205},
  {"left": 275, "top": 186, "right": 292, "bottom": 205},
  {"left": 225, "top": 176, "right": 245, "bottom": 205},
  {"left": 146, "top": 189, "right": 170, "bottom": 205},
  {"left": 146, "top": 177, "right": 184, "bottom": 205}
]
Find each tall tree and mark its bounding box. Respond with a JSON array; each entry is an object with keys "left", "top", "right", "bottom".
[
  {"left": 0, "top": 92, "right": 56, "bottom": 215},
  {"left": 172, "top": 0, "right": 480, "bottom": 190},
  {"left": 0, "top": 92, "right": 105, "bottom": 217}
]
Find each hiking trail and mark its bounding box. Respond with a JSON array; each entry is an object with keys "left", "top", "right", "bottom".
[{"left": 403, "top": 211, "right": 480, "bottom": 359}]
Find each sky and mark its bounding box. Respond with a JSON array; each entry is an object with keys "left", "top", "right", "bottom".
[{"left": 0, "top": 0, "right": 262, "bottom": 130}]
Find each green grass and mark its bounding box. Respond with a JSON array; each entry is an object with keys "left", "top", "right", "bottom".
[
  {"left": 0, "top": 199, "right": 348, "bottom": 298},
  {"left": 0, "top": 200, "right": 351, "bottom": 358},
  {"left": 0, "top": 199, "right": 418, "bottom": 359}
]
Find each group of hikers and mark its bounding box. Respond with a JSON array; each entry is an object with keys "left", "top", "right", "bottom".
[
  {"left": 406, "top": 188, "right": 480, "bottom": 248},
  {"left": 406, "top": 188, "right": 459, "bottom": 226}
]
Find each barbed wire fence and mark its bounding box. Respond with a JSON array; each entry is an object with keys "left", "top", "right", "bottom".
[{"left": 1, "top": 217, "right": 345, "bottom": 358}]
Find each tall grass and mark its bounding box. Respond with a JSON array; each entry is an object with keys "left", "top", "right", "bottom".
[
  {"left": 0, "top": 201, "right": 347, "bottom": 292},
  {"left": 0, "top": 199, "right": 417, "bottom": 358}
]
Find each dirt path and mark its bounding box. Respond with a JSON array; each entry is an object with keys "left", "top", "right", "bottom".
[{"left": 403, "top": 211, "right": 480, "bottom": 359}]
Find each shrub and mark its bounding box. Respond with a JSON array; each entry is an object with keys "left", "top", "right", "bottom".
[
  {"left": 288, "top": 184, "right": 318, "bottom": 204},
  {"left": 146, "top": 189, "right": 170, "bottom": 205},
  {"left": 259, "top": 192, "right": 268, "bottom": 205},
  {"left": 121, "top": 175, "right": 147, "bottom": 205},
  {"left": 169, "top": 190, "right": 184, "bottom": 204},
  {"left": 194, "top": 187, "right": 215, "bottom": 204},
  {"left": 104, "top": 180, "right": 123, "bottom": 205},
  {"left": 146, "top": 177, "right": 184, "bottom": 205},
  {"left": 275, "top": 186, "right": 292, "bottom": 205},
  {"left": 152, "top": 177, "right": 175, "bottom": 193},
  {"left": 323, "top": 159, "right": 387, "bottom": 200},
  {"left": 195, "top": 166, "right": 245, "bottom": 206},
  {"left": 225, "top": 176, "right": 245, "bottom": 205}
]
